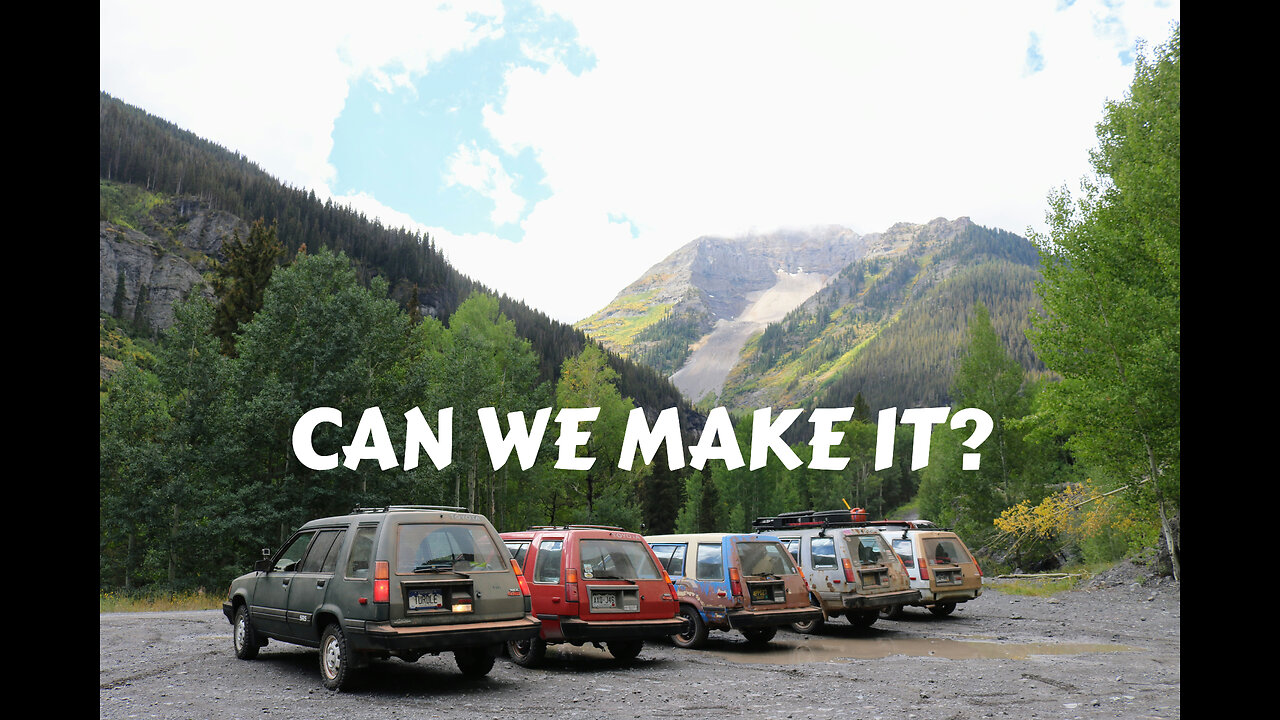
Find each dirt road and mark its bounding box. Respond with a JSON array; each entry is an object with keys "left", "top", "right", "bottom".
[{"left": 99, "top": 562, "right": 1179, "bottom": 719}]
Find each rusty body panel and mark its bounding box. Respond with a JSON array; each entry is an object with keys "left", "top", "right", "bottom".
[
  {"left": 643, "top": 533, "right": 821, "bottom": 647},
  {"left": 770, "top": 528, "right": 919, "bottom": 625}
]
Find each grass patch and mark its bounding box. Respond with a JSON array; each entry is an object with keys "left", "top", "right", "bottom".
[
  {"left": 100, "top": 589, "right": 224, "bottom": 613},
  {"left": 988, "top": 575, "right": 1084, "bottom": 597}
]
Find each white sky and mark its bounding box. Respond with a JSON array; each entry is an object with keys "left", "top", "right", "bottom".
[{"left": 100, "top": 0, "right": 1180, "bottom": 324}]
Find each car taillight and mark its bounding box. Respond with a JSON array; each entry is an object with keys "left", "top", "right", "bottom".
[
  {"left": 511, "top": 558, "right": 531, "bottom": 597},
  {"left": 662, "top": 568, "right": 678, "bottom": 599},
  {"left": 972, "top": 556, "right": 983, "bottom": 577},
  {"left": 798, "top": 566, "right": 810, "bottom": 592},
  {"left": 565, "top": 567, "right": 579, "bottom": 603},
  {"left": 918, "top": 556, "right": 930, "bottom": 581},
  {"left": 373, "top": 561, "right": 390, "bottom": 603},
  {"left": 842, "top": 557, "right": 856, "bottom": 584},
  {"left": 729, "top": 567, "right": 742, "bottom": 599}
]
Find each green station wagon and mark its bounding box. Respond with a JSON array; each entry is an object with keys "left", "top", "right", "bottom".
[{"left": 223, "top": 506, "right": 540, "bottom": 690}]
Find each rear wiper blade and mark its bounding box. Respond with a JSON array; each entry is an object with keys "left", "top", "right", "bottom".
[{"left": 413, "top": 562, "right": 453, "bottom": 573}]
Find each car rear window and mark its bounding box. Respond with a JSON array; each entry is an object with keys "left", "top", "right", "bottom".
[
  {"left": 736, "top": 541, "right": 798, "bottom": 576},
  {"left": 395, "top": 523, "right": 507, "bottom": 574},
  {"left": 579, "top": 539, "right": 662, "bottom": 580},
  {"left": 845, "top": 534, "right": 891, "bottom": 567},
  {"left": 923, "top": 537, "right": 971, "bottom": 565}
]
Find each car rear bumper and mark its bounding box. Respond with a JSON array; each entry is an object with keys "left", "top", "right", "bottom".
[
  {"left": 349, "top": 614, "right": 541, "bottom": 652},
  {"left": 555, "top": 616, "right": 688, "bottom": 642},
  {"left": 842, "top": 589, "right": 921, "bottom": 610},
  {"left": 916, "top": 586, "right": 982, "bottom": 604},
  {"left": 726, "top": 606, "right": 823, "bottom": 630}
]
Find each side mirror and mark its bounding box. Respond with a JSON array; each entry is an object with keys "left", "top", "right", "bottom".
[{"left": 254, "top": 559, "right": 272, "bottom": 572}]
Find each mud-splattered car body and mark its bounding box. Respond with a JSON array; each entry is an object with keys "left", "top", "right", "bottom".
[
  {"left": 642, "top": 532, "right": 822, "bottom": 648},
  {"left": 870, "top": 522, "right": 983, "bottom": 617},
  {"left": 763, "top": 526, "right": 920, "bottom": 632},
  {"left": 499, "top": 525, "right": 683, "bottom": 666}
]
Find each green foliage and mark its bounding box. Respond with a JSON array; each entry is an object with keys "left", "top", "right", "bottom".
[
  {"left": 1026, "top": 24, "right": 1180, "bottom": 578},
  {"left": 212, "top": 218, "right": 285, "bottom": 356}
]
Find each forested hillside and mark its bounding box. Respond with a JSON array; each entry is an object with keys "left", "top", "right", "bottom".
[
  {"left": 712, "top": 220, "right": 1050, "bottom": 427},
  {"left": 99, "top": 92, "right": 693, "bottom": 421}
]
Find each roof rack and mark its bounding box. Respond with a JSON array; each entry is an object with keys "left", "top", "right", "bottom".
[
  {"left": 525, "top": 524, "right": 626, "bottom": 531},
  {"left": 752, "top": 509, "right": 945, "bottom": 532},
  {"left": 351, "top": 505, "right": 467, "bottom": 514}
]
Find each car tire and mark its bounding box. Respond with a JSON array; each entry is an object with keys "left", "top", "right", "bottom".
[
  {"left": 319, "top": 623, "right": 354, "bottom": 691},
  {"left": 790, "top": 613, "right": 825, "bottom": 634},
  {"left": 742, "top": 627, "right": 777, "bottom": 644},
  {"left": 672, "top": 605, "right": 708, "bottom": 649},
  {"left": 608, "top": 639, "right": 644, "bottom": 663},
  {"left": 928, "top": 602, "right": 957, "bottom": 617},
  {"left": 455, "top": 647, "right": 496, "bottom": 677},
  {"left": 506, "top": 637, "right": 546, "bottom": 668},
  {"left": 232, "top": 605, "right": 260, "bottom": 660},
  {"left": 879, "top": 604, "right": 905, "bottom": 620},
  {"left": 849, "top": 611, "right": 878, "bottom": 629}
]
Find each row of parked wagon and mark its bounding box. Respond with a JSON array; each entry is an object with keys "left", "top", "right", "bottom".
[{"left": 223, "top": 505, "right": 984, "bottom": 689}]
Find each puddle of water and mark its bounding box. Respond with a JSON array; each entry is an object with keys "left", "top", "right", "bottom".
[{"left": 706, "top": 636, "right": 1139, "bottom": 664}]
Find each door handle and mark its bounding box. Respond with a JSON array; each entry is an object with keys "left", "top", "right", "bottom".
[
  {"left": 281, "top": 579, "right": 291, "bottom": 586},
  {"left": 317, "top": 579, "right": 327, "bottom": 588}
]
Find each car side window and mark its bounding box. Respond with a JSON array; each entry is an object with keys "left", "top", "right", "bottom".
[
  {"left": 345, "top": 526, "right": 377, "bottom": 579},
  {"left": 650, "top": 544, "right": 687, "bottom": 577},
  {"left": 298, "top": 530, "right": 342, "bottom": 573},
  {"left": 810, "top": 537, "right": 837, "bottom": 569},
  {"left": 273, "top": 531, "right": 315, "bottom": 572},
  {"left": 532, "top": 540, "right": 562, "bottom": 584},
  {"left": 781, "top": 538, "right": 800, "bottom": 563},
  {"left": 695, "top": 543, "right": 723, "bottom": 581},
  {"left": 891, "top": 538, "right": 914, "bottom": 566},
  {"left": 319, "top": 530, "right": 347, "bottom": 573}
]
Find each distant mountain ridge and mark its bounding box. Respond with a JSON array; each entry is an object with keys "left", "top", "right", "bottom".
[
  {"left": 578, "top": 217, "right": 1049, "bottom": 417},
  {"left": 98, "top": 91, "right": 699, "bottom": 433}
]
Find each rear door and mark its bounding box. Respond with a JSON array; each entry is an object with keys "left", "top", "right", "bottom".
[
  {"left": 919, "top": 533, "right": 981, "bottom": 594},
  {"left": 286, "top": 527, "right": 347, "bottom": 638},
  {"left": 732, "top": 538, "right": 807, "bottom": 609},
  {"left": 575, "top": 534, "right": 669, "bottom": 620}
]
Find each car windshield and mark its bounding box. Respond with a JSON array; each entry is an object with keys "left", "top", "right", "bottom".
[
  {"left": 578, "top": 539, "right": 662, "bottom": 580},
  {"left": 735, "top": 541, "right": 798, "bottom": 577},
  {"left": 396, "top": 523, "right": 506, "bottom": 574},
  {"left": 845, "top": 534, "right": 891, "bottom": 567}
]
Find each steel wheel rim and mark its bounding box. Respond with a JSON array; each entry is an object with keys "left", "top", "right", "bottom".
[
  {"left": 322, "top": 636, "right": 341, "bottom": 679},
  {"left": 512, "top": 639, "right": 532, "bottom": 659},
  {"left": 235, "top": 615, "right": 246, "bottom": 650}
]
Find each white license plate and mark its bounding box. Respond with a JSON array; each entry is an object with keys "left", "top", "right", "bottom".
[
  {"left": 409, "top": 590, "right": 444, "bottom": 610},
  {"left": 591, "top": 593, "right": 617, "bottom": 609}
]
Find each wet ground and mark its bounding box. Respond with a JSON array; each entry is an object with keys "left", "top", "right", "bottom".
[{"left": 99, "top": 566, "right": 1180, "bottom": 719}]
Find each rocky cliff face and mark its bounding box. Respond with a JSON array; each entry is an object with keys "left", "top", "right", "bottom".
[{"left": 99, "top": 202, "right": 247, "bottom": 333}]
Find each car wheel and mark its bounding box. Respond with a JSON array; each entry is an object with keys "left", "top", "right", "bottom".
[
  {"left": 849, "top": 611, "right": 878, "bottom": 629},
  {"left": 672, "top": 605, "right": 708, "bottom": 649},
  {"left": 506, "top": 636, "right": 546, "bottom": 668},
  {"left": 319, "top": 624, "right": 354, "bottom": 691},
  {"left": 790, "top": 613, "right": 825, "bottom": 634},
  {"left": 232, "top": 605, "right": 259, "bottom": 660},
  {"left": 879, "top": 604, "right": 905, "bottom": 620},
  {"left": 742, "top": 627, "right": 777, "bottom": 644},
  {"left": 608, "top": 639, "right": 644, "bottom": 663},
  {"left": 455, "top": 647, "right": 496, "bottom": 677},
  {"left": 928, "top": 602, "right": 957, "bottom": 617}
]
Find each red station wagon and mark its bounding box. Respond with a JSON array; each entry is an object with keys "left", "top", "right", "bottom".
[{"left": 500, "top": 525, "right": 685, "bottom": 666}]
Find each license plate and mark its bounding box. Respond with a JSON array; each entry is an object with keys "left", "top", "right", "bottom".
[
  {"left": 409, "top": 590, "right": 444, "bottom": 610},
  {"left": 591, "top": 593, "right": 617, "bottom": 609},
  {"left": 751, "top": 587, "right": 773, "bottom": 601}
]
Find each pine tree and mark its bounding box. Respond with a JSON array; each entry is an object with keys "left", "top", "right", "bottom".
[{"left": 212, "top": 218, "right": 285, "bottom": 356}]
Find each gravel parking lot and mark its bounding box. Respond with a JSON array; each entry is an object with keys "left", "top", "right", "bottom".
[{"left": 100, "top": 561, "right": 1179, "bottom": 719}]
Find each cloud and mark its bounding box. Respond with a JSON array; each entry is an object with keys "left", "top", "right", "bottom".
[
  {"left": 444, "top": 142, "right": 528, "bottom": 226},
  {"left": 1026, "top": 32, "right": 1046, "bottom": 74}
]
